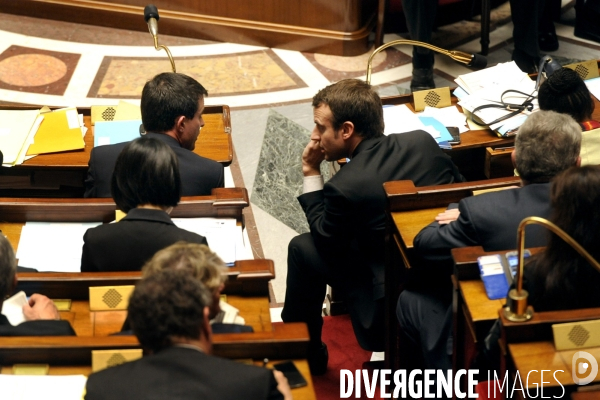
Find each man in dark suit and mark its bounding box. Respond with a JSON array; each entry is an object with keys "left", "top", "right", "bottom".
[
  {"left": 397, "top": 110, "right": 582, "bottom": 369},
  {"left": 0, "top": 235, "right": 74, "bottom": 336},
  {"left": 84, "top": 269, "right": 291, "bottom": 400},
  {"left": 281, "top": 79, "right": 464, "bottom": 374},
  {"left": 84, "top": 73, "right": 224, "bottom": 198}
]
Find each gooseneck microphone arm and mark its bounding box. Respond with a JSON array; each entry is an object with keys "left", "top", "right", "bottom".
[
  {"left": 365, "top": 39, "right": 487, "bottom": 84},
  {"left": 144, "top": 4, "right": 176, "bottom": 73}
]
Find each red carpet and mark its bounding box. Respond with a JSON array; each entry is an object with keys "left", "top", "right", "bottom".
[{"left": 312, "top": 315, "right": 383, "bottom": 400}]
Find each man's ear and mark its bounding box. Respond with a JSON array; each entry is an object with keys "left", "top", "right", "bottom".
[
  {"left": 576, "top": 156, "right": 582, "bottom": 167},
  {"left": 340, "top": 121, "right": 355, "bottom": 140},
  {"left": 174, "top": 116, "right": 186, "bottom": 133},
  {"left": 511, "top": 150, "right": 517, "bottom": 168},
  {"left": 201, "top": 306, "right": 212, "bottom": 344}
]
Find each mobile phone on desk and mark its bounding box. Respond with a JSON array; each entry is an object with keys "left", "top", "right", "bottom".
[
  {"left": 273, "top": 360, "right": 308, "bottom": 388},
  {"left": 447, "top": 127, "right": 461, "bottom": 145}
]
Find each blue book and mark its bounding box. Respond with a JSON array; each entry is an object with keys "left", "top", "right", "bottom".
[
  {"left": 418, "top": 116, "right": 454, "bottom": 143},
  {"left": 94, "top": 119, "right": 143, "bottom": 147}
]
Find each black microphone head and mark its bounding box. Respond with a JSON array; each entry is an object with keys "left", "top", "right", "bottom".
[
  {"left": 144, "top": 4, "right": 159, "bottom": 22},
  {"left": 468, "top": 53, "right": 487, "bottom": 69}
]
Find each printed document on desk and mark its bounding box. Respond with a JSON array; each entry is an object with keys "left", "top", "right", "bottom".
[
  {"left": 455, "top": 61, "right": 529, "bottom": 95},
  {"left": 1, "top": 291, "right": 27, "bottom": 326},
  {"left": 94, "top": 119, "right": 142, "bottom": 147},
  {"left": 27, "top": 107, "right": 85, "bottom": 155},
  {"left": 16, "top": 222, "right": 101, "bottom": 272},
  {"left": 171, "top": 218, "right": 253, "bottom": 264},
  {"left": 1, "top": 375, "right": 87, "bottom": 400},
  {"left": 0, "top": 109, "right": 41, "bottom": 166}
]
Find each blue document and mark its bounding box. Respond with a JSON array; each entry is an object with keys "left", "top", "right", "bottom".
[
  {"left": 94, "top": 119, "right": 143, "bottom": 147},
  {"left": 478, "top": 254, "right": 510, "bottom": 300},
  {"left": 418, "top": 116, "right": 454, "bottom": 143}
]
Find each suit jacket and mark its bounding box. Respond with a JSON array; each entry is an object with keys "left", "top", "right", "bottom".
[
  {"left": 0, "top": 314, "right": 75, "bottom": 336},
  {"left": 299, "top": 131, "right": 463, "bottom": 302},
  {"left": 414, "top": 183, "right": 552, "bottom": 262},
  {"left": 84, "top": 133, "right": 224, "bottom": 198},
  {"left": 81, "top": 208, "right": 207, "bottom": 272},
  {"left": 84, "top": 346, "right": 283, "bottom": 400}
]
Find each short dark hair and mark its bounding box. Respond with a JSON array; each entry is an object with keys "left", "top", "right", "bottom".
[
  {"left": 538, "top": 67, "right": 595, "bottom": 123},
  {"left": 128, "top": 269, "right": 212, "bottom": 353},
  {"left": 111, "top": 137, "right": 181, "bottom": 212},
  {"left": 312, "top": 79, "right": 384, "bottom": 140},
  {"left": 515, "top": 110, "right": 581, "bottom": 183},
  {"left": 0, "top": 235, "right": 16, "bottom": 299},
  {"left": 141, "top": 73, "right": 208, "bottom": 133}
]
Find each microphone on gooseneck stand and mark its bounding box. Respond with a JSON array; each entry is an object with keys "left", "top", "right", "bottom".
[
  {"left": 365, "top": 40, "right": 488, "bottom": 84},
  {"left": 143, "top": 4, "right": 177, "bottom": 73}
]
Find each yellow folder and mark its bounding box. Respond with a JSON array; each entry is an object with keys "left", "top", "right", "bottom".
[{"left": 27, "top": 107, "right": 85, "bottom": 155}]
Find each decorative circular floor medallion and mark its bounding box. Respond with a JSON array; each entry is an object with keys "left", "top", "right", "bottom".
[{"left": 0, "top": 54, "right": 67, "bottom": 86}]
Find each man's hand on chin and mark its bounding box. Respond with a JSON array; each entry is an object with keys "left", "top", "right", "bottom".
[{"left": 302, "top": 140, "right": 325, "bottom": 177}]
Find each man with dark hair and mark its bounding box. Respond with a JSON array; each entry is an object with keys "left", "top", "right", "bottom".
[
  {"left": 84, "top": 72, "right": 224, "bottom": 198},
  {"left": 281, "top": 79, "right": 464, "bottom": 374},
  {"left": 84, "top": 269, "right": 291, "bottom": 400},
  {"left": 0, "top": 235, "right": 74, "bottom": 336},
  {"left": 397, "top": 110, "right": 582, "bottom": 370}
]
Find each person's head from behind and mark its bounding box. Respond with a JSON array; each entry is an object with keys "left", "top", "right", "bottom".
[
  {"left": 142, "top": 242, "right": 226, "bottom": 318},
  {"left": 514, "top": 110, "right": 581, "bottom": 184},
  {"left": 311, "top": 79, "right": 383, "bottom": 160},
  {"left": 0, "top": 235, "right": 16, "bottom": 302},
  {"left": 111, "top": 137, "right": 181, "bottom": 213},
  {"left": 538, "top": 68, "right": 594, "bottom": 123},
  {"left": 141, "top": 73, "right": 208, "bottom": 150},
  {"left": 550, "top": 165, "right": 600, "bottom": 254},
  {"left": 128, "top": 269, "right": 213, "bottom": 353},
  {"left": 535, "top": 166, "right": 600, "bottom": 305}
]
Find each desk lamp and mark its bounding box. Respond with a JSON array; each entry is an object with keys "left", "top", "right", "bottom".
[
  {"left": 365, "top": 40, "right": 487, "bottom": 85},
  {"left": 144, "top": 4, "right": 177, "bottom": 73},
  {"left": 504, "top": 216, "right": 600, "bottom": 322}
]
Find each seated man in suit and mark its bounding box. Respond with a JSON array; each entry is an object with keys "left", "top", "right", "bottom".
[
  {"left": 281, "top": 78, "right": 464, "bottom": 374},
  {"left": 0, "top": 235, "right": 74, "bottom": 336},
  {"left": 84, "top": 72, "right": 224, "bottom": 198},
  {"left": 85, "top": 269, "right": 291, "bottom": 400},
  {"left": 396, "top": 110, "right": 582, "bottom": 369}
]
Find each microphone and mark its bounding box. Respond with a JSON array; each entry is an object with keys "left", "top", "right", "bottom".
[
  {"left": 365, "top": 39, "right": 488, "bottom": 84},
  {"left": 144, "top": 4, "right": 159, "bottom": 38},
  {"left": 143, "top": 4, "right": 177, "bottom": 73},
  {"left": 535, "top": 55, "right": 561, "bottom": 90}
]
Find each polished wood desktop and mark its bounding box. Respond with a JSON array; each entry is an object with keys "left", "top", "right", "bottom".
[{"left": 0, "top": 105, "right": 232, "bottom": 196}]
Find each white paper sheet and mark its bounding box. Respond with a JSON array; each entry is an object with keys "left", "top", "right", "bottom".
[
  {"left": 0, "top": 375, "right": 87, "bottom": 400},
  {"left": 1, "top": 291, "right": 27, "bottom": 326},
  {"left": 382, "top": 104, "right": 427, "bottom": 136},
  {"left": 16, "top": 222, "right": 101, "bottom": 272}
]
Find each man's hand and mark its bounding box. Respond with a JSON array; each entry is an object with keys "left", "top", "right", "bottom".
[
  {"left": 22, "top": 294, "right": 60, "bottom": 321},
  {"left": 302, "top": 139, "right": 325, "bottom": 176},
  {"left": 273, "top": 370, "right": 293, "bottom": 400},
  {"left": 435, "top": 209, "right": 460, "bottom": 225}
]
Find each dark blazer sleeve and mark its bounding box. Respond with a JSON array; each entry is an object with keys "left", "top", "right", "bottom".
[
  {"left": 83, "top": 148, "right": 99, "bottom": 198},
  {"left": 0, "top": 320, "right": 76, "bottom": 336},
  {"left": 298, "top": 184, "right": 354, "bottom": 255},
  {"left": 414, "top": 199, "right": 480, "bottom": 262},
  {"left": 80, "top": 229, "right": 98, "bottom": 272}
]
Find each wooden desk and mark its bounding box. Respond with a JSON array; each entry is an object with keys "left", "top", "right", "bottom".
[
  {"left": 0, "top": 187, "right": 249, "bottom": 250},
  {"left": 0, "top": 105, "right": 232, "bottom": 197},
  {"left": 381, "top": 95, "right": 515, "bottom": 181},
  {"left": 0, "top": 357, "right": 315, "bottom": 400},
  {"left": 55, "top": 294, "right": 271, "bottom": 337},
  {"left": 383, "top": 178, "right": 521, "bottom": 370}
]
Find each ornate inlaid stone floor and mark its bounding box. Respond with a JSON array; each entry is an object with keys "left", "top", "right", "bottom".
[{"left": 0, "top": 0, "right": 598, "bottom": 305}]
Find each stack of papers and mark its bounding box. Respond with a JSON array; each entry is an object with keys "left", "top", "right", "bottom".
[
  {"left": 0, "top": 109, "right": 43, "bottom": 167},
  {"left": 27, "top": 107, "right": 86, "bottom": 156},
  {"left": 171, "top": 218, "right": 254, "bottom": 265},
  {"left": 15, "top": 218, "right": 253, "bottom": 272},
  {"left": 16, "top": 222, "right": 101, "bottom": 272},
  {"left": 382, "top": 104, "right": 461, "bottom": 148},
  {"left": 454, "top": 61, "right": 537, "bottom": 135}
]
